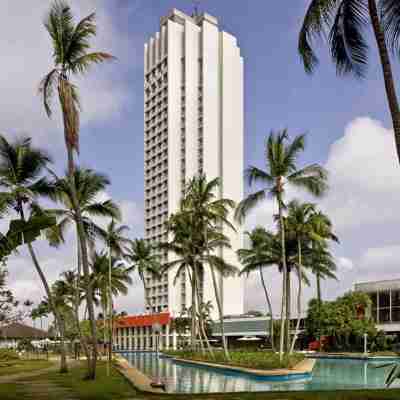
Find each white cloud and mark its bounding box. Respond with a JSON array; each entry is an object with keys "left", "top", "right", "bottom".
[{"left": 244, "top": 116, "right": 400, "bottom": 312}]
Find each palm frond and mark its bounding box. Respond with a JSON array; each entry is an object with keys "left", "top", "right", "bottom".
[
  {"left": 235, "top": 189, "right": 267, "bottom": 223},
  {"left": 71, "top": 52, "right": 116, "bottom": 74},
  {"left": 299, "top": 0, "right": 339, "bottom": 73},
  {"left": 38, "top": 68, "right": 59, "bottom": 117},
  {"left": 381, "top": 0, "right": 400, "bottom": 54},
  {"left": 328, "top": 0, "right": 369, "bottom": 78}
]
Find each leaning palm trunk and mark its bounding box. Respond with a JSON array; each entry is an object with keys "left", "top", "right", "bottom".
[
  {"left": 368, "top": 0, "right": 400, "bottom": 165},
  {"left": 278, "top": 194, "right": 287, "bottom": 362},
  {"left": 290, "top": 239, "right": 303, "bottom": 354},
  {"left": 259, "top": 268, "right": 274, "bottom": 352},
  {"left": 27, "top": 243, "right": 68, "bottom": 372},
  {"left": 210, "top": 265, "right": 230, "bottom": 361},
  {"left": 19, "top": 205, "right": 68, "bottom": 373},
  {"left": 59, "top": 80, "right": 98, "bottom": 378}
]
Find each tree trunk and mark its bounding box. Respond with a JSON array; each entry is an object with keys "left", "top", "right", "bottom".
[
  {"left": 75, "top": 233, "right": 91, "bottom": 365},
  {"left": 195, "top": 270, "right": 214, "bottom": 358},
  {"left": 316, "top": 272, "right": 322, "bottom": 304},
  {"left": 67, "top": 143, "right": 98, "bottom": 380},
  {"left": 19, "top": 205, "right": 68, "bottom": 373},
  {"left": 210, "top": 266, "right": 230, "bottom": 361},
  {"left": 190, "top": 269, "right": 197, "bottom": 352},
  {"left": 285, "top": 268, "right": 291, "bottom": 353},
  {"left": 368, "top": 0, "right": 400, "bottom": 165},
  {"left": 259, "top": 268, "right": 274, "bottom": 352},
  {"left": 278, "top": 195, "right": 287, "bottom": 362},
  {"left": 290, "top": 239, "right": 303, "bottom": 354}
]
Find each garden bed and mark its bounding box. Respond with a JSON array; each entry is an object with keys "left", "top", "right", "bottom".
[{"left": 164, "top": 350, "right": 305, "bottom": 370}]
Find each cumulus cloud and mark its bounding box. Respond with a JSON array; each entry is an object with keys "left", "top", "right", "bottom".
[{"left": 245, "top": 116, "right": 400, "bottom": 312}]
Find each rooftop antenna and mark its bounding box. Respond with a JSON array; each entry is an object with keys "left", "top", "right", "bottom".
[{"left": 193, "top": 0, "right": 201, "bottom": 17}]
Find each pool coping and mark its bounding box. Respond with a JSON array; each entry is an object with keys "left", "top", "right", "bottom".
[
  {"left": 171, "top": 356, "right": 315, "bottom": 378},
  {"left": 309, "top": 353, "right": 400, "bottom": 361},
  {"left": 115, "top": 353, "right": 315, "bottom": 394}
]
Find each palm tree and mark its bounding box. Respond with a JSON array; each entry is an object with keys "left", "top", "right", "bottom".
[
  {"left": 236, "top": 130, "right": 328, "bottom": 359},
  {"left": 0, "top": 135, "right": 69, "bottom": 372},
  {"left": 40, "top": 1, "right": 115, "bottom": 378},
  {"left": 95, "top": 219, "right": 130, "bottom": 367},
  {"left": 91, "top": 251, "right": 132, "bottom": 354},
  {"left": 183, "top": 174, "right": 238, "bottom": 361},
  {"left": 299, "top": 0, "right": 400, "bottom": 164},
  {"left": 48, "top": 168, "right": 120, "bottom": 368},
  {"left": 285, "top": 200, "right": 320, "bottom": 353},
  {"left": 124, "top": 239, "right": 161, "bottom": 311},
  {"left": 238, "top": 227, "right": 276, "bottom": 351}
]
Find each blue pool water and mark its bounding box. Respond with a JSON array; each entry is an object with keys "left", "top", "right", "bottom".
[{"left": 119, "top": 352, "right": 400, "bottom": 393}]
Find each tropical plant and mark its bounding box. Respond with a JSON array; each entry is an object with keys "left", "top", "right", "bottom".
[
  {"left": 40, "top": 0, "right": 115, "bottom": 378},
  {"left": 91, "top": 251, "right": 132, "bottom": 346},
  {"left": 299, "top": 0, "right": 400, "bottom": 165},
  {"left": 181, "top": 174, "right": 238, "bottom": 360},
  {"left": 235, "top": 130, "right": 328, "bottom": 359},
  {"left": 124, "top": 239, "right": 161, "bottom": 311},
  {"left": 238, "top": 227, "right": 276, "bottom": 351},
  {"left": 0, "top": 135, "right": 68, "bottom": 372}
]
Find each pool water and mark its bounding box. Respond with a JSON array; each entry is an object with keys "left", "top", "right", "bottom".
[{"left": 119, "top": 352, "right": 400, "bottom": 393}]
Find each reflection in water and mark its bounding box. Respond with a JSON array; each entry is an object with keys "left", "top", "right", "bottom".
[{"left": 120, "top": 352, "right": 399, "bottom": 394}]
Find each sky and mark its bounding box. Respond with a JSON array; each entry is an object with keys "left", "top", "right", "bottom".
[{"left": 2, "top": 0, "right": 400, "bottom": 323}]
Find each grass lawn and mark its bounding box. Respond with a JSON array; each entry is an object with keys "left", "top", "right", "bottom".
[
  {"left": 0, "top": 359, "right": 53, "bottom": 376},
  {"left": 165, "top": 350, "right": 305, "bottom": 370}
]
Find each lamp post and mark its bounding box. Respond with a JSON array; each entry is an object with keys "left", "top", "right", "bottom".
[
  {"left": 151, "top": 322, "right": 163, "bottom": 388},
  {"left": 364, "top": 333, "right": 368, "bottom": 355}
]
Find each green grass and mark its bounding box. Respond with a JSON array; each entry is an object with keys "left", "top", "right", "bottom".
[
  {"left": 0, "top": 359, "right": 53, "bottom": 376},
  {"left": 28, "top": 361, "right": 136, "bottom": 400},
  {"left": 165, "top": 350, "right": 305, "bottom": 370}
]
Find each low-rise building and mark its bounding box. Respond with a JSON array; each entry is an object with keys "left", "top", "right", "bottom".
[
  {"left": 0, "top": 322, "right": 49, "bottom": 349},
  {"left": 354, "top": 278, "right": 400, "bottom": 333},
  {"left": 114, "top": 312, "right": 176, "bottom": 350}
]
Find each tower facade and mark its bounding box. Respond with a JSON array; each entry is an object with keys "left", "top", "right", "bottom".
[{"left": 144, "top": 9, "right": 244, "bottom": 318}]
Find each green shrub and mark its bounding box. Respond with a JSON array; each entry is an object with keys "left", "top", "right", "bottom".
[
  {"left": 164, "top": 350, "right": 304, "bottom": 370},
  {"left": 0, "top": 349, "right": 20, "bottom": 362}
]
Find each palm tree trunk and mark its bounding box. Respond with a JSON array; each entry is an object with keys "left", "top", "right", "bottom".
[
  {"left": 290, "top": 239, "right": 303, "bottom": 354},
  {"left": 67, "top": 144, "right": 98, "bottom": 380},
  {"left": 368, "top": 0, "right": 400, "bottom": 164},
  {"left": 194, "top": 271, "right": 214, "bottom": 358},
  {"left": 285, "top": 268, "right": 291, "bottom": 353},
  {"left": 76, "top": 233, "right": 91, "bottom": 365},
  {"left": 18, "top": 205, "right": 68, "bottom": 373},
  {"left": 210, "top": 265, "right": 230, "bottom": 361},
  {"left": 278, "top": 195, "right": 287, "bottom": 362},
  {"left": 190, "top": 269, "right": 197, "bottom": 352},
  {"left": 259, "top": 268, "right": 275, "bottom": 352},
  {"left": 316, "top": 272, "right": 322, "bottom": 304}
]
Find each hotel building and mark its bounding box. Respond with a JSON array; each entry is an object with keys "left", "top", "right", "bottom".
[{"left": 115, "top": 8, "right": 245, "bottom": 350}]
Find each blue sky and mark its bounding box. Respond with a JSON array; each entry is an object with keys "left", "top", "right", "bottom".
[{"left": 2, "top": 0, "right": 400, "bottom": 316}]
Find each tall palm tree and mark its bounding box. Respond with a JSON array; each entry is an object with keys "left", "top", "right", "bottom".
[
  {"left": 238, "top": 227, "right": 277, "bottom": 351},
  {"left": 299, "top": 0, "right": 400, "bottom": 164},
  {"left": 91, "top": 251, "right": 132, "bottom": 329},
  {"left": 0, "top": 135, "right": 68, "bottom": 372},
  {"left": 124, "top": 239, "right": 161, "bottom": 311},
  {"left": 48, "top": 168, "right": 120, "bottom": 367},
  {"left": 235, "top": 130, "right": 328, "bottom": 359},
  {"left": 285, "top": 200, "right": 320, "bottom": 353},
  {"left": 40, "top": 1, "right": 115, "bottom": 378},
  {"left": 308, "top": 210, "right": 339, "bottom": 303},
  {"left": 183, "top": 174, "right": 238, "bottom": 361}
]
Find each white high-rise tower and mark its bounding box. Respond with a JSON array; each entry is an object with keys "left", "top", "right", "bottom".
[{"left": 144, "top": 9, "right": 244, "bottom": 318}]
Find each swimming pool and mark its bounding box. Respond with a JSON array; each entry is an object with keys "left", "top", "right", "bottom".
[{"left": 119, "top": 351, "right": 400, "bottom": 393}]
